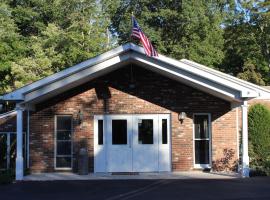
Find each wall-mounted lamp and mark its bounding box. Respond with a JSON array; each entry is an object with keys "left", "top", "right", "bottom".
[
  {"left": 178, "top": 112, "right": 186, "bottom": 123},
  {"left": 77, "top": 109, "right": 84, "bottom": 124}
]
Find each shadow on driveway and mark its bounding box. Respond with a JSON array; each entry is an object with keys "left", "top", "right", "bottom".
[{"left": 1, "top": 177, "right": 270, "bottom": 200}]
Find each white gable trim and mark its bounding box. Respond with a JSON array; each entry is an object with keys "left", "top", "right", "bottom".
[
  {"left": 1, "top": 43, "right": 269, "bottom": 104},
  {"left": 180, "top": 59, "right": 270, "bottom": 99},
  {"left": 24, "top": 54, "right": 130, "bottom": 103}
]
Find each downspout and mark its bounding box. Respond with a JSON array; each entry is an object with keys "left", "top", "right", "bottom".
[{"left": 236, "top": 107, "right": 239, "bottom": 172}]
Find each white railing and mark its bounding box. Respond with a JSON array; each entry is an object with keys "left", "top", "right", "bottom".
[
  {"left": 0, "top": 132, "right": 27, "bottom": 170},
  {"left": 0, "top": 110, "right": 17, "bottom": 119}
]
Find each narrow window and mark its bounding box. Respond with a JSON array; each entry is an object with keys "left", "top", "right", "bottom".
[
  {"left": 194, "top": 115, "right": 210, "bottom": 165},
  {"left": 162, "top": 119, "right": 168, "bottom": 144},
  {"left": 112, "top": 120, "right": 127, "bottom": 144},
  {"left": 138, "top": 119, "right": 153, "bottom": 144},
  {"left": 98, "top": 120, "right": 103, "bottom": 145},
  {"left": 56, "top": 116, "right": 72, "bottom": 168}
]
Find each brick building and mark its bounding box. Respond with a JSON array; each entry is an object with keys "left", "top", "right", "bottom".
[{"left": 1, "top": 43, "right": 270, "bottom": 180}]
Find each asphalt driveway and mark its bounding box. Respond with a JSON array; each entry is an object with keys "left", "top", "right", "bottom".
[{"left": 1, "top": 177, "right": 270, "bottom": 200}]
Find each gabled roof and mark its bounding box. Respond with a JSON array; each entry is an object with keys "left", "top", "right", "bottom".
[{"left": 1, "top": 43, "right": 270, "bottom": 104}]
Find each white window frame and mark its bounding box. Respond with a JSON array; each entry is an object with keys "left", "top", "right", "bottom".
[
  {"left": 54, "top": 115, "right": 73, "bottom": 170},
  {"left": 193, "top": 113, "right": 212, "bottom": 169}
]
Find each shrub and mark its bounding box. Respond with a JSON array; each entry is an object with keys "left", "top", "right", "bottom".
[
  {"left": 248, "top": 104, "right": 270, "bottom": 174},
  {"left": 0, "top": 170, "right": 14, "bottom": 184}
]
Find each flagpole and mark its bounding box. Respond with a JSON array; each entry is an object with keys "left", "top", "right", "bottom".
[
  {"left": 130, "top": 12, "right": 134, "bottom": 43},
  {"left": 130, "top": 12, "right": 135, "bottom": 88}
]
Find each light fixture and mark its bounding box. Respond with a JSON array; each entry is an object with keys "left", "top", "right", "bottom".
[
  {"left": 77, "top": 109, "right": 84, "bottom": 124},
  {"left": 178, "top": 112, "right": 186, "bottom": 123}
]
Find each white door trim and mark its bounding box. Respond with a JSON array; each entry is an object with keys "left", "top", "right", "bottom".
[
  {"left": 94, "top": 114, "right": 171, "bottom": 172},
  {"left": 54, "top": 115, "right": 73, "bottom": 170},
  {"left": 193, "top": 113, "right": 212, "bottom": 169}
]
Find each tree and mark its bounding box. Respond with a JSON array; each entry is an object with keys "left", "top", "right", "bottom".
[
  {"left": 221, "top": 0, "right": 270, "bottom": 85},
  {"left": 103, "top": 0, "right": 230, "bottom": 68},
  {"left": 0, "top": 2, "right": 27, "bottom": 93},
  {"left": 0, "top": 0, "right": 112, "bottom": 93}
]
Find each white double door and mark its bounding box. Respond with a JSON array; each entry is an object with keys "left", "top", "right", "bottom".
[{"left": 94, "top": 114, "right": 170, "bottom": 172}]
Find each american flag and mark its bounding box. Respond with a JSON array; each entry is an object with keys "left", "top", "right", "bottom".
[{"left": 131, "top": 16, "right": 158, "bottom": 57}]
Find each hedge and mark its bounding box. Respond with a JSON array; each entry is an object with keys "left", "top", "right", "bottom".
[{"left": 248, "top": 104, "right": 270, "bottom": 175}]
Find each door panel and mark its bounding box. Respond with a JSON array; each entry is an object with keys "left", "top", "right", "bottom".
[
  {"left": 132, "top": 115, "right": 159, "bottom": 172},
  {"left": 107, "top": 116, "right": 132, "bottom": 172},
  {"left": 158, "top": 115, "right": 171, "bottom": 171},
  {"left": 94, "top": 114, "right": 171, "bottom": 172}
]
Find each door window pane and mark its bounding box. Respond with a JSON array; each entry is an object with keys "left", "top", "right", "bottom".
[
  {"left": 195, "top": 140, "right": 209, "bottom": 164},
  {"left": 138, "top": 119, "right": 153, "bottom": 144},
  {"left": 162, "top": 119, "right": 168, "bottom": 144},
  {"left": 112, "top": 120, "right": 127, "bottom": 144},
  {"left": 194, "top": 115, "right": 209, "bottom": 139},
  {"left": 98, "top": 120, "right": 103, "bottom": 145}
]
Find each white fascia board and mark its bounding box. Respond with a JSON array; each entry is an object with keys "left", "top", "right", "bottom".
[
  {"left": 2, "top": 43, "right": 135, "bottom": 101},
  {"left": 155, "top": 55, "right": 258, "bottom": 98},
  {"left": 131, "top": 53, "right": 241, "bottom": 101},
  {"left": 180, "top": 59, "right": 268, "bottom": 97},
  {"left": 24, "top": 54, "right": 130, "bottom": 103}
]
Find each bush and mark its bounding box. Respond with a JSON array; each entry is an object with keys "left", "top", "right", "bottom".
[
  {"left": 248, "top": 104, "right": 270, "bottom": 175},
  {"left": 0, "top": 170, "right": 14, "bottom": 184}
]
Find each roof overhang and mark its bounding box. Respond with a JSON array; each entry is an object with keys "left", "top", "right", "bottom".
[{"left": 1, "top": 43, "right": 269, "bottom": 105}]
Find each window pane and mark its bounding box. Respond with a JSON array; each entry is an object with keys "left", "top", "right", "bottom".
[
  {"left": 57, "top": 141, "right": 72, "bottom": 155},
  {"left": 57, "top": 131, "right": 71, "bottom": 140},
  {"left": 112, "top": 120, "right": 127, "bottom": 144},
  {"left": 0, "top": 134, "right": 7, "bottom": 169},
  {"left": 56, "top": 157, "right": 71, "bottom": 168},
  {"left": 138, "top": 119, "right": 153, "bottom": 144},
  {"left": 98, "top": 120, "right": 103, "bottom": 145},
  {"left": 162, "top": 119, "right": 168, "bottom": 144},
  {"left": 195, "top": 140, "right": 209, "bottom": 164},
  {"left": 194, "top": 115, "right": 209, "bottom": 139},
  {"left": 57, "top": 116, "right": 72, "bottom": 130}
]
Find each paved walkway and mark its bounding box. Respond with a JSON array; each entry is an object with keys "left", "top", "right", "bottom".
[{"left": 24, "top": 171, "right": 240, "bottom": 181}]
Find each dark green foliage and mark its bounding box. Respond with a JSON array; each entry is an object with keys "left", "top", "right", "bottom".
[
  {"left": 222, "top": 0, "right": 270, "bottom": 84},
  {"left": 104, "top": 0, "right": 270, "bottom": 85},
  {"left": 0, "top": 0, "right": 113, "bottom": 93},
  {"left": 248, "top": 104, "right": 270, "bottom": 175},
  {"left": 103, "top": 0, "right": 227, "bottom": 68},
  {"left": 0, "top": 0, "right": 269, "bottom": 94}
]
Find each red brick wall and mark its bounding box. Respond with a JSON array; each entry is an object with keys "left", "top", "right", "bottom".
[{"left": 29, "top": 65, "right": 238, "bottom": 173}]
